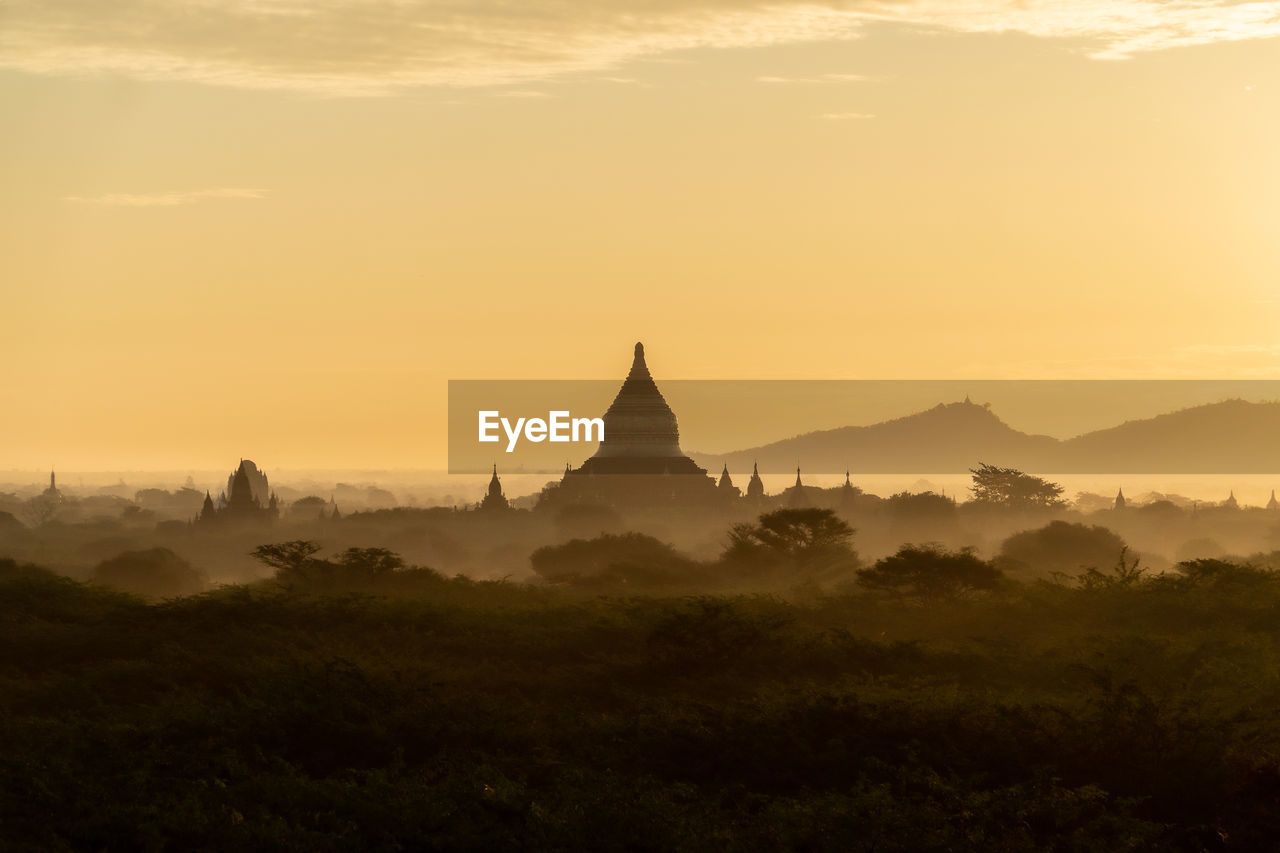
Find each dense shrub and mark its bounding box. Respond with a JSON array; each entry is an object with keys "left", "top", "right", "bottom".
[
  {"left": 91, "top": 547, "right": 206, "bottom": 598},
  {"left": 530, "top": 532, "right": 697, "bottom": 586},
  {"left": 857, "top": 543, "right": 1004, "bottom": 600},
  {"left": 998, "top": 520, "right": 1130, "bottom": 579}
]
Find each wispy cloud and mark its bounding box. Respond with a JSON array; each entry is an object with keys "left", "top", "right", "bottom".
[
  {"left": 758, "top": 72, "right": 869, "bottom": 83},
  {"left": 491, "top": 89, "right": 552, "bottom": 98},
  {"left": 3, "top": 1, "right": 1280, "bottom": 96},
  {"left": 64, "top": 188, "right": 267, "bottom": 207},
  {"left": 1179, "top": 342, "right": 1280, "bottom": 355},
  {"left": 819, "top": 111, "right": 875, "bottom": 120},
  {"left": 959, "top": 342, "right": 1280, "bottom": 378}
]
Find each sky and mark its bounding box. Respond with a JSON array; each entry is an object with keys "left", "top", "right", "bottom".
[{"left": 2, "top": 0, "right": 1279, "bottom": 471}]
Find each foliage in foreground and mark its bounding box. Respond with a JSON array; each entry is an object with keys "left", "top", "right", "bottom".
[{"left": 3, "top": 553, "right": 1280, "bottom": 851}]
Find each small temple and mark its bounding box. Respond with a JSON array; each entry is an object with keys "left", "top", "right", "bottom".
[
  {"left": 481, "top": 465, "right": 510, "bottom": 511},
  {"left": 746, "top": 462, "right": 765, "bottom": 503},
  {"left": 42, "top": 469, "right": 62, "bottom": 503}
]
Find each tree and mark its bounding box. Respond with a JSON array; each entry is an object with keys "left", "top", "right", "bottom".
[
  {"left": 334, "top": 547, "right": 406, "bottom": 578},
  {"left": 856, "top": 544, "right": 1004, "bottom": 601},
  {"left": 21, "top": 494, "right": 60, "bottom": 528},
  {"left": 530, "top": 533, "right": 695, "bottom": 586},
  {"left": 998, "top": 521, "right": 1129, "bottom": 578},
  {"left": 1075, "top": 547, "right": 1146, "bottom": 590},
  {"left": 92, "top": 547, "right": 206, "bottom": 598},
  {"left": 724, "top": 508, "right": 859, "bottom": 578},
  {"left": 251, "top": 540, "right": 322, "bottom": 574},
  {"left": 252, "top": 541, "right": 410, "bottom": 589},
  {"left": 968, "top": 463, "right": 1065, "bottom": 510}
]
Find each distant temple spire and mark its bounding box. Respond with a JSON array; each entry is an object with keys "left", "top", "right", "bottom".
[
  {"left": 1224, "top": 490, "right": 1238, "bottom": 509},
  {"left": 841, "top": 468, "right": 860, "bottom": 511},
  {"left": 199, "top": 490, "right": 217, "bottom": 524},
  {"left": 42, "top": 468, "right": 61, "bottom": 501},
  {"left": 1268, "top": 490, "right": 1279, "bottom": 511},
  {"left": 717, "top": 464, "right": 740, "bottom": 500},
  {"left": 1114, "top": 487, "right": 1126, "bottom": 510},
  {"left": 746, "top": 461, "right": 765, "bottom": 501},
  {"left": 788, "top": 466, "right": 808, "bottom": 507},
  {"left": 481, "top": 464, "right": 510, "bottom": 511}
]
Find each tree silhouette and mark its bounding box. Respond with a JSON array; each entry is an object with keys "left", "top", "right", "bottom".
[
  {"left": 725, "top": 508, "right": 858, "bottom": 576},
  {"left": 969, "top": 463, "right": 1065, "bottom": 510},
  {"left": 334, "top": 547, "right": 405, "bottom": 578},
  {"left": 21, "top": 494, "right": 60, "bottom": 528},
  {"left": 857, "top": 544, "right": 1004, "bottom": 601}
]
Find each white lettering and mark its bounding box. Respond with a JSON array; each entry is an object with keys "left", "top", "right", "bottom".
[
  {"left": 481, "top": 411, "right": 604, "bottom": 452},
  {"left": 573, "top": 417, "right": 605, "bottom": 442},
  {"left": 549, "top": 411, "right": 570, "bottom": 442},
  {"left": 502, "top": 417, "right": 526, "bottom": 453},
  {"left": 478, "top": 411, "right": 500, "bottom": 443}
]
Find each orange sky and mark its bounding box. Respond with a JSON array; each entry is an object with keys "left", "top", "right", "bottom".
[{"left": 2, "top": 1, "right": 1278, "bottom": 470}]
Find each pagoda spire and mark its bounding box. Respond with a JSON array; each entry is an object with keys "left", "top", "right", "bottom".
[
  {"left": 482, "top": 464, "right": 509, "bottom": 511},
  {"left": 746, "top": 461, "right": 764, "bottom": 501}
]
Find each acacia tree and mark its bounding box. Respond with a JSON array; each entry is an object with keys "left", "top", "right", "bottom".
[
  {"left": 969, "top": 463, "right": 1065, "bottom": 510},
  {"left": 724, "top": 508, "right": 859, "bottom": 577},
  {"left": 252, "top": 541, "right": 410, "bottom": 588}
]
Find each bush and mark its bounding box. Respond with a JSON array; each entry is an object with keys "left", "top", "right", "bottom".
[
  {"left": 530, "top": 532, "right": 697, "bottom": 586},
  {"left": 857, "top": 544, "right": 1004, "bottom": 601},
  {"left": 91, "top": 547, "right": 206, "bottom": 598},
  {"left": 998, "top": 521, "right": 1129, "bottom": 579}
]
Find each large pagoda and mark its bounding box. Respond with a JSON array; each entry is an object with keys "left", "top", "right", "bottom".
[{"left": 541, "top": 342, "right": 718, "bottom": 508}]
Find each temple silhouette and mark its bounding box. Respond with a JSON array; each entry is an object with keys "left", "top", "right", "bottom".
[
  {"left": 538, "top": 343, "right": 721, "bottom": 508},
  {"left": 198, "top": 459, "right": 279, "bottom": 525},
  {"left": 528, "top": 342, "right": 874, "bottom": 513}
]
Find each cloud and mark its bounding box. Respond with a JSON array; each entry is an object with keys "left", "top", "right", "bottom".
[
  {"left": 819, "top": 111, "right": 875, "bottom": 119},
  {"left": 1179, "top": 342, "right": 1280, "bottom": 355},
  {"left": 758, "top": 72, "right": 869, "bottom": 83},
  {"left": 63, "top": 188, "right": 267, "bottom": 207},
  {"left": 491, "top": 89, "right": 552, "bottom": 98},
  {"left": 3, "top": 1, "right": 1280, "bottom": 96}
]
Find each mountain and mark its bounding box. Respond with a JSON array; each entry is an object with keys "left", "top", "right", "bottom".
[
  {"left": 693, "top": 400, "right": 1058, "bottom": 474},
  {"left": 1059, "top": 398, "right": 1280, "bottom": 473},
  {"left": 691, "top": 399, "right": 1280, "bottom": 474}
]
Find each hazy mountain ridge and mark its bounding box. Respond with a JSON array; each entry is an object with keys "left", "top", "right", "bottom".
[{"left": 694, "top": 398, "right": 1280, "bottom": 474}]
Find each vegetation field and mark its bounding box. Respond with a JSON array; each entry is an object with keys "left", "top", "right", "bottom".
[{"left": 4, "top": 538, "right": 1280, "bottom": 851}]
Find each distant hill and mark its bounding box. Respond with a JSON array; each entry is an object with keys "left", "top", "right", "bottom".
[
  {"left": 1060, "top": 398, "right": 1280, "bottom": 473},
  {"left": 692, "top": 398, "right": 1280, "bottom": 474}
]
